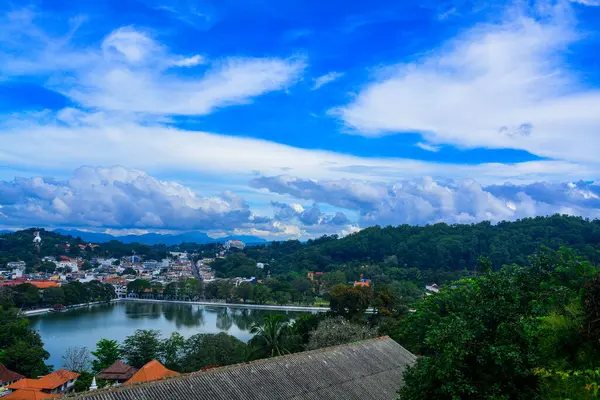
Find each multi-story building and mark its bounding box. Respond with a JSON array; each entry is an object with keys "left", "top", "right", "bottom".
[{"left": 6, "top": 261, "right": 26, "bottom": 271}]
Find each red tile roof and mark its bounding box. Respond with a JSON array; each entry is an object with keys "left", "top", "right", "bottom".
[
  {"left": 125, "top": 360, "right": 179, "bottom": 385},
  {"left": 0, "top": 363, "right": 24, "bottom": 384},
  {"left": 7, "top": 370, "right": 79, "bottom": 391},
  {"left": 97, "top": 361, "right": 137, "bottom": 381}
]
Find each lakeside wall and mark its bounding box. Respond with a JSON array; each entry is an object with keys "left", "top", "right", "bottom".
[{"left": 23, "top": 297, "right": 330, "bottom": 316}]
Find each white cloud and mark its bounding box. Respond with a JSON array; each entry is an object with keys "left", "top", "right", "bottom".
[
  {"left": 252, "top": 175, "right": 600, "bottom": 227},
  {"left": 1, "top": 109, "right": 597, "bottom": 185},
  {"left": 0, "top": 15, "right": 304, "bottom": 116},
  {"left": 569, "top": 0, "right": 600, "bottom": 5},
  {"left": 0, "top": 166, "right": 360, "bottom": 239},
  {"left": 334, "top": 4, "right": 600, "bottom": 163},
  {"left": 312, "top": 71, "right": 344, "bottom": 90},
  {"left": 0, "top": 166, "right": 262, "bottom": 231},
  {"left": 416, "top": 142, "right": 441, "bottom": 152}
]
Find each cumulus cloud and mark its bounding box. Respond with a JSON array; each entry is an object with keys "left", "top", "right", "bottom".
[
  {"left": 271, "top": 201, "right": 351, "bottom": 226},
  {"left": 0, "top": 166, "right": 360, "bottom": 239},
  {"left": 0, "top": 166, "right": 264, "bottom": 231},
  {"left": 334, "top": 4, "right": 600, "bottom": 163},
  {"left": 252, "top": 175, "right": 600, "bottom": 227},
  {"left": 312, "top": 71, "right": 344, "bottom": 90}
]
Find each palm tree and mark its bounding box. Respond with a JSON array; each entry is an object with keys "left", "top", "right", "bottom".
[{"left": 249, "top": 314, "right": 295, "bottom": 357}]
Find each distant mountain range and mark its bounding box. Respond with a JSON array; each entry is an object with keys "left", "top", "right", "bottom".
[{"left": 51, "top": 229, "right": 268, "bottom": 246}]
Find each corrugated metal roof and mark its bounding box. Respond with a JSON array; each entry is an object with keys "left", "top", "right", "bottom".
[{"left": 70, "top": 337, "right": 415, "bottom": 400}]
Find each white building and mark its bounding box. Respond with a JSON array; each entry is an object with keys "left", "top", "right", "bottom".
[
  {"left": 224, "top": 240, "right": 245, "bottom": 250},
  {"left": 256, "top": 263, "right": 265, "bottom": 269},
  {"left": 143, "top": 260, "right": 159, "bottom": 270},
  {"left": 6, "top": 261, "right": 26, "bottom": 270},
  {"left": 111, "top": 284, "right": 128, "bottom": 298},
  {"left": 425, "top": 283, "right": 440, "bottom": 293},
  {"left": 57, "top": 261, "right": 79, "bottom": 272}
]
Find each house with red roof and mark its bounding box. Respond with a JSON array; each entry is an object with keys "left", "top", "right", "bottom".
[
  {"left": 0, "top": 363, "right": 24, "bottom": 396},
  {"left": 7, "top": 369, "right": 79, "bottom": 398},
  {"left": 125, "top": 360, "right": 178, "bottom": 385}
]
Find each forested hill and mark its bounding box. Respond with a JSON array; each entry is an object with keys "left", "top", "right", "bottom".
[{"left": 240, "top": 215, "right": 600, "bottom": 276}]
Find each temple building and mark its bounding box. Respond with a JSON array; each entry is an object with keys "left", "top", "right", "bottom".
[{"left": 96, "top": 361, "right": 138, "bottom": 385}]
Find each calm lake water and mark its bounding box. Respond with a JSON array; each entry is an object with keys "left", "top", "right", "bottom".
[{"left": 29, "top": 301, "right": 309, "bottom": 370}]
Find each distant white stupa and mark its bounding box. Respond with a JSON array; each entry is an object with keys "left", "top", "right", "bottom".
[
  {"left": 33, "top": 231, "right": 42, "bottom": 244},
  {"left": 89, "top": 376, "right": 98, "bottom": 390}
]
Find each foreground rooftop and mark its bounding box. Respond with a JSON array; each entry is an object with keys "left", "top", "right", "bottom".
[{"left": 71, "top": 336, "right": 415, "bottom": 400}]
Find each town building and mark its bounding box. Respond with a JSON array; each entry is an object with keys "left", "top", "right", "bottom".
[
  {"left": 6, "top": 262, "right": 26, "bottom": 271},
  {"left": 354, "top": 278, "right": 371, "bottom": 287},
  {"left": 124, "top": 360, "right": 179, "bottom": 385},
  {"left": 0, "top": 280, "right": 60, "bottom": 289},
  {"left": 425, "top": 283, "right": 440, "bottom": 293},
  {"left": 72, "top": 337, "right": 415, "bottom": 400},
  {"left": 96, "top": 361, "right": 138, "bottom": 384},
  {"left": 0, "top": 363, "right": 24, "bottom": 397},
  {"left": 7, "top": 370, "right": 79, "bottom": 397}
]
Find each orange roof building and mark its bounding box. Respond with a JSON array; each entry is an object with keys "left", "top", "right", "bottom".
[
  {"left": 353, "top": 279, "right": 371, "bottom": 287},
  {"left": 125, "top": 360, "right": 179, "bottom": 385},
  {"left": 7, "top": 370, "right": 79, "bottom": 395},
  {"left": 3, "top": 388, "right": 61, "bottom": 400}
]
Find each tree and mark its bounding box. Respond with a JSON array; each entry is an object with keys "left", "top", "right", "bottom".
[
  {"left": 252, "top": 284, "right": 272, "bottom": 304},
  {"left": 62, "top": 346, "right": 91, "bottom": 372},
  {"left": 13, "top": 283, "right": 40, "bottom": 308},
  {"left": 63, "top": 281, "right": 89, "bottom": 305},
  {"left": 122, "top": 267, "right": 136, "bottom": 276},
  {"left": 306, "top": 316, "right": 377, "bottom": 350},
  {"left": 320, "top": 271, "right": 347, "bottom": 289},
  {"left": 249, "top": 314, "right": 295, "bottom": 357},
  {"left": 91, "top": 339, "right": 121, "bottom": 373},
  {"left": 121, "top": 329, "right": 162, "bottom": 368},
  {"left": 329, "top": 284, "right": 371, "bottom": 320},
  {"left": 0, "top": 287, "right": 15, "bottom": 308},
  {"left": 396, "top": 249, "right": 596, "bottom": 400},
  {"left": 72, "top": 371, "right": 93, "bottom": 392},
  {"left": 127, "top": 279, "right": 150, "bottom": 296},
  {"left": 234, "top": 282, "right": 253, "bottom": 303},
  {"left": 181, "top": 333, "right": 246, "bottom": 372},
  {"left": 216, "top": 280, "right": 234, "bottom": 300},
  {"left": 204, "top": 282, "right": 218, "bottom": 299},
  {"left": 160, "top": 332, "right": 185, "bottom": 371},
  {"left": 37, "top": 261, "right": 56, "bottom": 273},
  {"left": 291, "top": 278, "right": 312, "bottom": 302},
  {"left": 80, "top": 261, "right": 93, "bottom": 271},
  {"left": 164, "top": 282, "right": 178, "bottom": 299},
  {"left": 0, "top": 307, "right": 50, "bottom": 377},
  {"left": 42, "top": 287, "right": 65, "bottom": 306}
]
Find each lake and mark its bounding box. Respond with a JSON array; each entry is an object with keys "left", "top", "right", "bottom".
[{"left": 29, "top": 301, "right": 310, "bottom": 369}]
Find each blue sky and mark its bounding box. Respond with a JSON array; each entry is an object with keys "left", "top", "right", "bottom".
[{"left": 0, "top": 0, "right": 599, "bottom": 239}]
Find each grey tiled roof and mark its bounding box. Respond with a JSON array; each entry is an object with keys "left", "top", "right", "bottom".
[{"left": 71, "top": 336, "right": 415, "bottom": 400}]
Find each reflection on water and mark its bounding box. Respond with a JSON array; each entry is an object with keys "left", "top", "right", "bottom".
[{"left": 29, "top": 301, "right": 309, "bottom": 370}]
